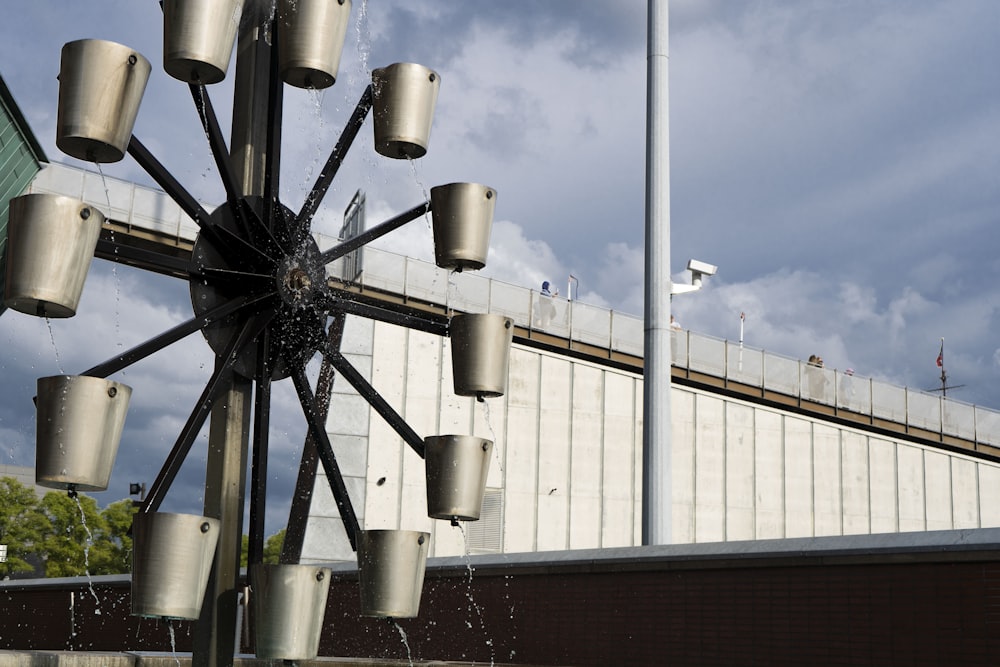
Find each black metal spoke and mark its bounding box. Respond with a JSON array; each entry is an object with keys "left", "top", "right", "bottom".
[
  {"left": 324, "top": 348, "right": 426, "bottom": 459},
  {"left": 127, "top": 136, "right": 226, "bottom": 248},
  {"left": 318, "top": 201, "right": 430, "bottom": 266},
  {"left": 189, "top": 83, "right": 244, "bottom": 205},
  {"left": 247, "top": 328, "right": 273, "bottom": 568},
  {"left": 140, "top": 310, "right": 275, "bottom": 514},
  {"left": 95, "top": 237, "right": 194, "bottom": 279},
  {"left": 263, "top": 13, "right": 284, "bottom": 239},
  {"left": 318, "top": 290, "right": 449, "bottom": 337},
  {"left": 81, "top": 293, "right": 272, "bottom": 379},
  {"left": 281, "top": 314, "right": 345, "bottom": 564},
  {"left": 292, "top": 85, "right": 374, "bottom": 240},
  {"left": 209, "top": 224, "right": 279, "bottom": 268},
  {"left": 290, "top": 365, "right": 360, "bottom": 552}
]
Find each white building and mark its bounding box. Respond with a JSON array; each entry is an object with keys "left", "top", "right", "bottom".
[{"left": 27, "top": 162, "right": 1000, "bottom": 565}]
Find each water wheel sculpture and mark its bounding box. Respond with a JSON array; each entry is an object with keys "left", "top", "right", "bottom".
[{"left": 2, "top": 0, "right": 511, "bottom": 661}]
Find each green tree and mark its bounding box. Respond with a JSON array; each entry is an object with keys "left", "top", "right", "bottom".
[
  {"left": 0, "top": 477, "right": 50, "bottom": 577},
  {"left": 39, "top": 491, "right": 111, "bottom": 577},
  {"left": 239, "top": 528, "right": 286, "bottom": 567},
  {"left": 95, "top": 499, "right": 138, "bottom": 574}
]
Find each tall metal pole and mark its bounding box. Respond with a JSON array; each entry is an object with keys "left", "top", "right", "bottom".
[
  {"left": 642, "top": 0, "right": 672, "bottom": 546},
  {"left": 193, "top": 2, "right": 274, "bottom": 665}
]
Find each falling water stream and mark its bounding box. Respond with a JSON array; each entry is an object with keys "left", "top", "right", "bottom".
[
  {"left": 479, "top": 400, "right": 504, "bottom": 477},
  {"left": 92, "top": 162, "right": 122, "bottom": 347},
  {"left": 392, "top": 620, "right": 415, "bottom": 667},
  {"left": 168, "top": 621, "right": 181, "bottom": 667},
  {"left": 71, "top": 494, "right": 102, "bottom": 615},
  {"left": 455, "top": 522, "right": 496, "bottom": 666},
  {"left": 44, "top": 318, "right": 65, "bottom": 374}
]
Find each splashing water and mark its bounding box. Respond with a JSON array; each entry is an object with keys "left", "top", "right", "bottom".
[
  {"left": 44, "top": 318, "right": 65, "bottom": 374},
  {"left": 480, "top": 400, "right": 504, "bottom": 476},
  {"left": 94, "top": 162, "right": 123, "bottom": 348},
  {"left": 93, "top": 162, "right": 113, "bottom": 208},
  {"left": 354, "top": 0, "right": 371, "bottom": 78},
  {"left": 406, "top": 156, "right": 432, "bottom": 231},
  {"left": 302, "top": 88, "right": 327, "bottom": 188},
  {"left": 168, "top": 621, "right": 181, "bottom": 667},
  {"left": 455, "top": 522, "right": 496, "bottom": 665},
  {"left": 72, "top": 494, "right": 102, "bottom": 615},
  {"left": 68, "top": 591, "right": 76, "bottom": 647},
  {"left": 393, "top": 620, "right": 415, "bottom": 667}
]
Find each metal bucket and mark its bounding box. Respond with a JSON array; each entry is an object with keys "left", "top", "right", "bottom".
[
  {"left": 425, "top": 435, "right": 493, "bottom": 521},
  {"left": 278, "top": 0, "right": 352, "bottom": 89},
  {"left": 430, "top": 183, "right": 496, "bottom": 271},
  {"left": 449, "top": 313, "right": 514, "bottom": 398},
  {"left": 132, "top": 512, "right": 220, "bottom": 620},
  {"left": 163, "top": 0, "right": 243, "bottom": 84},
  {"left": 251, "top": 564, "right": 332, "bottom": 660},
  {"left": 57, "top": 39, "right": 151, "bottom": 163},
  {"left": 35, "top": 375, "right": 131, "bottom": 492},
  {"left": 371, "top": 63, "right": 440, "bottom": 159},
  {"left": 3, "top": 194, "right": 104, "bottom": 318},
  {"left": 358, "top": 529, "right": 429, "bottom": 618}
]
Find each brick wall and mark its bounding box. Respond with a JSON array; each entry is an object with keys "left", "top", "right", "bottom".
[{"left": 3, "top": 539, "right": 1000, "bottom": 666}]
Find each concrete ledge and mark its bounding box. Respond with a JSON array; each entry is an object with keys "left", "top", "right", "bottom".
[{"left": 0, "top": 653, "right": 546, "bottom": 667}]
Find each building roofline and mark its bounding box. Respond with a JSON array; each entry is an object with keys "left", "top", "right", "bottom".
[{"left": 0, "top": 74, "right": 48, "bottom": 164}]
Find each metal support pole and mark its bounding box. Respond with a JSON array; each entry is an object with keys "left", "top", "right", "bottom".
[
  {"left": 641, "top": 0, "right": 672, "bottom": 545},
  {"left": 194, "top": 2, "right": 276, "bottom": 665}
]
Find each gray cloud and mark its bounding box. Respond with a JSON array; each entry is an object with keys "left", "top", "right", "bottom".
[{"left": 1, "top": 0, "right": 998, "bottom": 533}]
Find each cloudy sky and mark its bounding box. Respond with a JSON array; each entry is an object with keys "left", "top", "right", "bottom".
[{"left": 1, "top": 0, "right": 998, "bottom": 535}]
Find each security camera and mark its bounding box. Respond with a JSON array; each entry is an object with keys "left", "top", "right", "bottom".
[
  {"left": 671, "top": 258, "right": 719, "bottom": 295},
  {"left": 686, "top": 259, "right": 717, "bottom": 276}
]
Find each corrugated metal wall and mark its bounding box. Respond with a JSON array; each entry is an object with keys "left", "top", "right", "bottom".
[
  {"left": 302, "top": 315, "right": 1000, "bottom": 563},
  {"left": 0, "top": 77, "right": 46, "bottom": 316}
]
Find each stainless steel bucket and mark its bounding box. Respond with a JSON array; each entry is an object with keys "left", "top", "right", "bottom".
[
  {"left": 425, "top": 435, "right": 493, "bottom": 521},
  {"left": 278, "top": 0, "right": 352, "bottom": 89},
  {"left": 132, "top": 512, "right": 220, "bottom": 620},
  {"left": 163, "top": 0, "right": 243, "bottom": 84},
  {"left": 3, "top": 194, "right": 104, "bottom": 318},
  {"left": 430, "top": 183, "right": 496, "bottom": 271},
  {"left": 449, "top": 313, "right": 514, "bottom": 398},
  {"left": 358, "top": 529, "right": 429, "bottom": 618},
  {"left": 35, "top": 375, "right": 131, "bottom": 492},
  {"left": 371, "top": 63, "right": 440, "bottom": 159},
  {"left": 251, "top": 563, "right": 332, "bottom": 659},
  {"left": 57, "top": 39, "right": 151, "bottom": 163}
]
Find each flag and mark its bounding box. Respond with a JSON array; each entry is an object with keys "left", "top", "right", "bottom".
[{"left": 936, "top": 339, "right": 944, "bottom": 368}]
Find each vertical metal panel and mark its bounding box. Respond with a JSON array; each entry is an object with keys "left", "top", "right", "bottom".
[
  {"left": 813, "top": 424, "right": 842, "bottom": 536},
  {"left": 896, "top": 445, "right": 925, "bottom": 532},
  {"left": 503, "top": 348, "right": 540, "bottom": 552},
  {"left": 602, "top": 372, "right": 638, "bottom": 547},
  {"left": 400, "top": 329, "right": 439, "bottom": 535},
  {"left": 569, "top": 365, "right": 605, "bottom": 549},
  {"left": 725, "top": 403, "right": 755, "bottom": 541},
  {"left": 951, "top": 457, "right": 979, "bottom": 529},
  {"left": 536, "top": 356, "right": 572, "bottom": 551},
  {"left": 924, "top": 450, "right": 953, "bottom": 531},
  {"left": 783, "top": 417, "right": 814, "bottom": 538},
  {"left": 978, "top": 464, "right": 1000, "bottom": 527},
  {"left": 694, "top": 394, "right": 725, "bottom": 542},
  {"left": 670, "top": 388, "right": 696, "bottom": 543},
  {"left": 753, "top": 410, "right": 784, "bottom": 539},
  {"left": 365, "top": 321, "right": 408, "bottom": 531},
  {"left": 841, "top": 431, "right": 871, "bottom": 535},
  {"left": 869, "top": 438, "right": 898, "bottom": 533}
]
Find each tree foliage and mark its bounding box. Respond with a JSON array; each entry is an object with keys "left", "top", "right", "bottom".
[
  {"left": 240, "top": 529, "right": 286, "bottom": 568},
  {"left": 0, "top": 476, "right": 287, "bottom": 578},
  {"left": 0, "top": 477, "right": 51, "bottom": 577}
]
